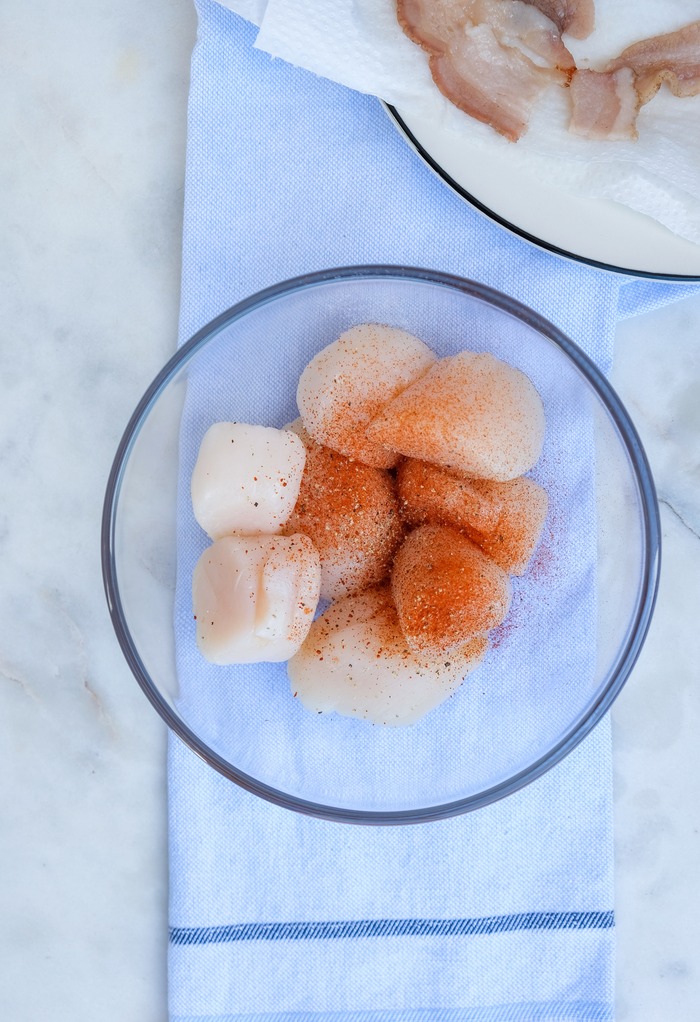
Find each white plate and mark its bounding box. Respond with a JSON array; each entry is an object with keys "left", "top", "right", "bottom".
[{"left": 387, "top": 104, "right": 700, "bottom": 280}]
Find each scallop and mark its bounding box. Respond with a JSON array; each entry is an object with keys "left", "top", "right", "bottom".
[
  {"left": 366, "top": 351, "right": 545, "bottom": 481},
  {"left": 455, "top": 475, "right": 549, "bottom": 575},
  {"left": 296, "top": 323, "right": 436, "bottom": 468},
  {"left": 192, "top": 533, "right": 320, "bottom": 664},
  {"left": 283, "top": 417, "right": 314, "bottom": 448},
  {"left": 288, "top": 586, "right": 488, "bottom": 726},
  {"left": 397, "top": 457, "right": 503, "bottom": 533},
  {"left": 391, "top": 525, "right": 511, "bottom": 658},
  {"left": 285, "top": 443, "right": 404, "bottom": 601},
  {"left": 397, "top": 460, "right": 548, "bottom": 575},
  {"left": 191, "top": 422, "right": 306, "bottom": 539}
]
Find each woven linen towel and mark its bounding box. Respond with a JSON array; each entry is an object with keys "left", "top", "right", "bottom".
[{"left": 168, "top": 4, "right": 697, "bottom": 1021}]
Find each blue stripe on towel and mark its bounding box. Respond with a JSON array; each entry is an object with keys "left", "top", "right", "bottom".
[
  {"left": 170, "top": 910, "right": 614, "bottom": 946},
  {"left": 170, "top": 999, "right": 614, "bottom": 1022}
]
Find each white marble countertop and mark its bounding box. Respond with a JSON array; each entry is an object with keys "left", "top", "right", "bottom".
[{"left": 2, "top": 2, "right": 699, "bottom": 1020}]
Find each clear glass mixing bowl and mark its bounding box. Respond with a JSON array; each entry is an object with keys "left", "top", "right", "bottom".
[{"left": 102, "top": 266, "right": 660, "bottom": 823}]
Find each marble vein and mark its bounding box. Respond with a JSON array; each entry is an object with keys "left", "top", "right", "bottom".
[{"left": 659, "top": 497, "right": 700, "bottom": 543}]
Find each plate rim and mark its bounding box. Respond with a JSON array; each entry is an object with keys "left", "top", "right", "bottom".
[{"left": 385, "top": 102, "right": 700, "bottom": 283}]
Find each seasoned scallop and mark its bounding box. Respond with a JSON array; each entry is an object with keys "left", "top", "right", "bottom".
[
  {"left": 191, "top": 422, "right": 306, "bottom": 539},
  {"left": 397, "top": 459, "right": 548, "bottom": 575},
  {"left": 397, "top": 457, "right": 503, "bottom": 533},
  {"left": 460, "top": 476, "right": 548, "bottom": 575},
  {"left": 391, "top": 524, "right": 511, "bottom": 657},
  {"left": 288, "top": 585, "right": 488, "bottom": 726},
  {"left": 285, "top": 443, "right": 404, "bottom": 601},
  {"left": 192, "top": 533, "right": 320, "bottom": 664},
  {"left": 296, "top": 323, "right": 436, "bottom": 468},
  {"left": 366, "top": 351, "right": 545, "bottom": 481},
  {"left": 283, "top": 417, "right": 314, "bottom": 448}
]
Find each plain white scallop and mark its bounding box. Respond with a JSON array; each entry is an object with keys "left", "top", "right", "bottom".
[
  {"left": 193, "top": 533, "right": 321, "bottom": 664},
  {"left": 191, "top": 422, "right": 306, "bottom": 539}
]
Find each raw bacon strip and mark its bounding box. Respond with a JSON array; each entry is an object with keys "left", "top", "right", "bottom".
[
  {"left": 430, "top": 25, "right": 555, "bottom": 142},
  {"left": 398, "top": 0, "right": 573, "bottom": 68},
  {"left": 469, "top": 0, "right": 574, "bottom": 71},
  {"left": 606, "top": 21, "right": 700, "bottom": 104},
  {"left": 396, "top": 0, "right": 573, "bottom": 142},
  {"left": 398, "top": 0, "right": 461, "bottom": 52},
  {"left": 569, "top": 67, "right": 640, "bottom": 141},
  {"left": 527, "top": 0, "right": 594, "bottom": 40},
  {"left": 568, "top": 21, "right": 700, "bottom": 141}
]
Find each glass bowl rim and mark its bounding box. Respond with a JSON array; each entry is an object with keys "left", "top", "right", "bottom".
[{"left": 101, "top": 264, "right": 661, "bottom": 825}]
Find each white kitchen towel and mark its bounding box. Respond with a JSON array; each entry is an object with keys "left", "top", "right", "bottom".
[{"left": 168, "top": 4, "right": 698, "bottom": 1021}]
